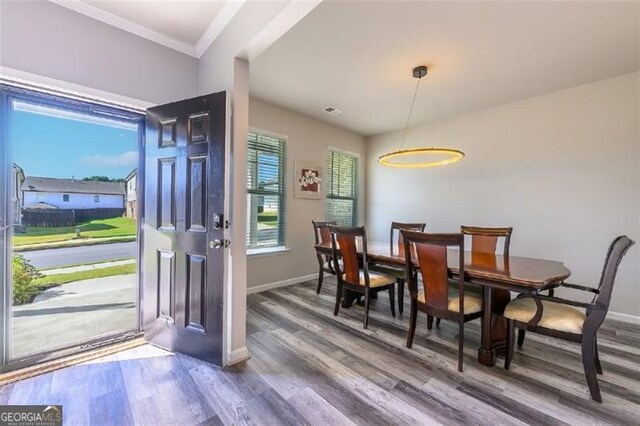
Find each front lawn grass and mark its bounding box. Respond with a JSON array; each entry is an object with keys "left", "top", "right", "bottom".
[
  {"left": 13, "top": 217, "right": 136, "bottom": 246},
  {"left": 33, "top": 263, "right": 137, "bottom": 287}
]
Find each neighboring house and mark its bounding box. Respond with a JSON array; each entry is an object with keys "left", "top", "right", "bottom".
[
  {"left": 21, "top": 177, "right": 125, "bottom": 210},
  {"left": 124, "top": 169, "right": 137, "bottom": 219},
  {"left": 11, "top": 164, "right": 25, "bottom": 225}
]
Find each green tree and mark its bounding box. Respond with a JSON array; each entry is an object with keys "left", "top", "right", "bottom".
[{"left": 82, "top": 176, "right": 125, "bottom": 183}]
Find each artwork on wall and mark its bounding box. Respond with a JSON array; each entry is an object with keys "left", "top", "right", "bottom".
[{"left": 294, "top": 160, "right": 322, "bottom": 200}]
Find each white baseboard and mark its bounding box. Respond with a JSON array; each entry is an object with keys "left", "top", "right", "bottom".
[
  {"left": 246, "top": 274, "right": 317, "bottom": 295},
  {"left": 607, "top": 311, "right": 640, "bottom": 325},
  {"left": 227, "top": 346, "right": 250, "bottom": 366}
]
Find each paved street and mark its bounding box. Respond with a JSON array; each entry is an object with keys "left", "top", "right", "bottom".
[
  {"left": 12, "top": 274, "right": 137, "bottom": 358},
  {"left": 20, "top": 241, "right": 137, "bottom": 269}
]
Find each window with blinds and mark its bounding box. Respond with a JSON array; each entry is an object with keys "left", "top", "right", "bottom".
[
  {"left": 326, "top": 150, "right": 358, "bottom": 226},
  {"left": 247, "top": 132, "right": 286, "bottom": 249}
]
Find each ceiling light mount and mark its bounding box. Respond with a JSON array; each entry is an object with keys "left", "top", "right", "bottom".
[
  {"left": 412, "top": 65, "right": 428, "bottom": 79},
  {"left": 378, "top": 65, "right": 465, "bottom": 169}
]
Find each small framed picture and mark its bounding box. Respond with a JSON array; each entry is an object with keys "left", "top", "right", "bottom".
[{"left": 294, "top": 161, "right": 322, "bottom": 200}]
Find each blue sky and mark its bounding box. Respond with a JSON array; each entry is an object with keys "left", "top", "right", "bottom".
[{"left": 11, "top": 102, "right": 139, "bottom": 180}]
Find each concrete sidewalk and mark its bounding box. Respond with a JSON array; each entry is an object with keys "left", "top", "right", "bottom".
[
  {"left": 41, "top": 259, "right": 136, "bottom": 276},
  {"left": 12, "top": 274, "right": 137, "bottom": 358}
]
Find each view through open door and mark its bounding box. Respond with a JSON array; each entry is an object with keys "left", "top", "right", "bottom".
[{"left": 143, "top": 92, "right": 227, "bottom": 366}]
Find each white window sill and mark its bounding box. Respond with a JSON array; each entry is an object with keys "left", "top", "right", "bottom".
[{"left": 247, "top": 246, "right": 290, "bottom": 258}]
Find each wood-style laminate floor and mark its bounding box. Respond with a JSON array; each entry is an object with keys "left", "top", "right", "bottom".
[{"left": 1, "top": 279, "right": 639, "bottom": 425}]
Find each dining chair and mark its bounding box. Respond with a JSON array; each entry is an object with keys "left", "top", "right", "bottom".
[
  {"left": 312, "top": 220, "right": 338, "bottom": 294},
  {"left": 461, "top": 225, "right": 513, "bottom": 256},
  {"left": 433, "top": 225, "right": 512, "bottom": 328},
  {"left": 371, "top": 221, "right": 426, "bottom": 314},
  {"left": 503, "top": 235, "right": 634, "bottom": 402},
  {"left": 402, "top": 231, "right": 483, "bottom": 372},
  {"left": 330, "top": 226, "right": 397, "bottom": 329}
]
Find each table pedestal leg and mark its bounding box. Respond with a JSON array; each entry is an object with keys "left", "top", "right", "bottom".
[
  {"left": 341, "top": 289, "right": 359, "bottom": 308},
  {"left": 478, "top": 287, "right": 511, "bottom": 367}
]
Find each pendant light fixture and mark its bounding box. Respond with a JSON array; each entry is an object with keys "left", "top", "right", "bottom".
[{"left": 378, "top": 66, "right": 465, "bottom": 168}]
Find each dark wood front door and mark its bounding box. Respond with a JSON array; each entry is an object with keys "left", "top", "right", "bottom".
[{"left": 143, "top": 92, "right": 226, "bottom": 365}]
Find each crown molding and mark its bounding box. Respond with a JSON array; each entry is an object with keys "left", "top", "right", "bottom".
[{"left": 48, "top": 0, "right": 244, "bottom": 59}]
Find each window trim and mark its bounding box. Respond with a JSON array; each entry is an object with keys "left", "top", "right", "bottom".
[{"left": 246, "top": 130, "right": 287, "bottom": 249}]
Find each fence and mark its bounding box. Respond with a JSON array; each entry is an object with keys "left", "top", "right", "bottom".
[
  {"left": 22, "top": 208, "right": 125, "bottom": 227},
  {"left": 74, "top": 208, "right": 125, "bottom": 222}
]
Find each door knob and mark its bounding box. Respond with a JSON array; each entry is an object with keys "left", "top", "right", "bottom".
[{"left": 209, "top": 239, "right": 223, "bottom": 249}]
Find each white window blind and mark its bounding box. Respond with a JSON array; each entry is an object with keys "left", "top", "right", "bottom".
[
  {"left": 326, "top": 150, "right": 358, "bottom": 226},
  {"left": 247, "top": 132, "right": 286, "bottom": 249}
]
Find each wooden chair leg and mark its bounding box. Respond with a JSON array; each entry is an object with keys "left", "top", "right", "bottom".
[
  {"left": 505, "top": 320, "right": 515, "bottom": 370},
  {"left": 363, "top": 288, "right": 371, "bottom": 329},
  {"left": 517, "top": 329, "right": 526, "bottom": 348},
  {"left": 333, "top": 282, "right": 342, "bottom": 316},
  {"left": 316, "top": 268, "right": 324, "bottom": 294},
  {"left": 458, "top": 321, "right": 464, "bottom": 372},
  {"left": 406, "top": 300, "right": 417, "bottom": 348},
  {"left": 582, "top": 333, "right": 602, "bottom": 402},
  {"left": 427, "top": 315, "right": 434, "bottom": 330},
  {"left": 595, "top": 335, "right": 603, "bottom": 375},
  {"left": 388, "top": 287, "right": 396, "bottom": 317},
  {"left": 397, "top": 279, "right": 404, "bottom": 315},
  {"left": 435, "top": 318, "right": 442, "bottom": 328}
]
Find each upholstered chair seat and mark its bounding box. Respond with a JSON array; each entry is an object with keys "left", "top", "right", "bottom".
[
  {"left": 342, "top": 270, "right": 396, "bottom": 288},
  {"left": 369, "top": 264, "right": 405, "bottom": 278},
  {"left": 417, "top": 289, "right": 483, "bottom": 314},
  {"left": 504, "top": 298, "right": 586, "bottom": 334}
]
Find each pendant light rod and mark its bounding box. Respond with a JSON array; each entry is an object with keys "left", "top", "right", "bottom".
[{"left": 399, "top": 67, "right": 426, "bottom": 151}]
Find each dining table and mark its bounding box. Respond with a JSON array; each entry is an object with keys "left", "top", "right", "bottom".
[{"left": 315, "top": 240, "right": 572, "bottom": 367}]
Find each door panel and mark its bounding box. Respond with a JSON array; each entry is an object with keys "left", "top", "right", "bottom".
[{"left": 143, "top": 92, "right": 226, "bottom": 365}]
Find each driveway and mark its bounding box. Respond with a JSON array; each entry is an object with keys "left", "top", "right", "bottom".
[
  {"left": 12, "top": 274, "right": 137, "bottom": 358},
  {"left": 20, "top": 241, "right": 137, "bottom": 269}
]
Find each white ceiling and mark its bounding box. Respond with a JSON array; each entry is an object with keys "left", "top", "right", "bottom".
[
  {"left": 250, "top": 2, "right": 640, "bottom": 136},
  {"left": 85, "top": 1, "right": 225, "bottom": 45},
  {"left": 51, "top": 0, "right": 245, "bottom": 57}
]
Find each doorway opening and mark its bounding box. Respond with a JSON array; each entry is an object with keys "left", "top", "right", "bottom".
[{"left": 1, "top": 85, "right": 144, "bottom": 370}]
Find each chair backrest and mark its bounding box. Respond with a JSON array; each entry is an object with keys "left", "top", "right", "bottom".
[
  {"left": 593, "top": 236, "right": 635, "bottom": 308},
  {"left": 402, "top": 231, "right": 465, "bottom": 314},
  {"left": 330, "top": 226, "right": 368, "bottom": 286},
  {"left": 390, "top": 221, "right": 426, "bottom": 256},
  {"left": 461, "top": 226, "right": 513, "bottom": 256},
  {"left": 312, "top": 220, "right": 337, "bottom": 245}
]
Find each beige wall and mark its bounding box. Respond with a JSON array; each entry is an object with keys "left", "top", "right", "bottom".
[
  {"left": 247, "top": 97, "right": 366, "bottom": 288},
  {"left": 366, "top": 72, "right": 640, "bottom": 318}
]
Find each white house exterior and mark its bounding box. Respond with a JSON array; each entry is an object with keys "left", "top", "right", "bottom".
[
  {"left": 124, "top": 169, "right": 137, "bottom": 218},
  {"left": 22, "top": 177, "right": 125, "bottom": 210}
]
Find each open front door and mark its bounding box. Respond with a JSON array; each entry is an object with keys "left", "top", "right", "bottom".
[{"left": 143, "top": 92, "right": 226, "bottom": 365}]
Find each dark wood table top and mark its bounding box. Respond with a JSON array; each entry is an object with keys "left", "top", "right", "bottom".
[{"left": 315, "top": 240, "right": 571, "bottom": 292}]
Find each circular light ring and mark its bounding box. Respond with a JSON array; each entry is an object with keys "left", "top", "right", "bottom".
[{"left": 378, "top": 147, "right": 465, "bottom": 168}]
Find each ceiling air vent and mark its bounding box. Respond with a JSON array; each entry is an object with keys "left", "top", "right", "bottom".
[{"left": 323, "top": 106, "right": 342, "bottom": 116}]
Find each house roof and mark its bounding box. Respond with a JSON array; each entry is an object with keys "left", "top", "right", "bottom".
[
  {"left": 125, "top": 168, "right": 137, "bottom": 182},
  {"left": 22, "top": 177, "right": 125, "bottom": 195}
]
